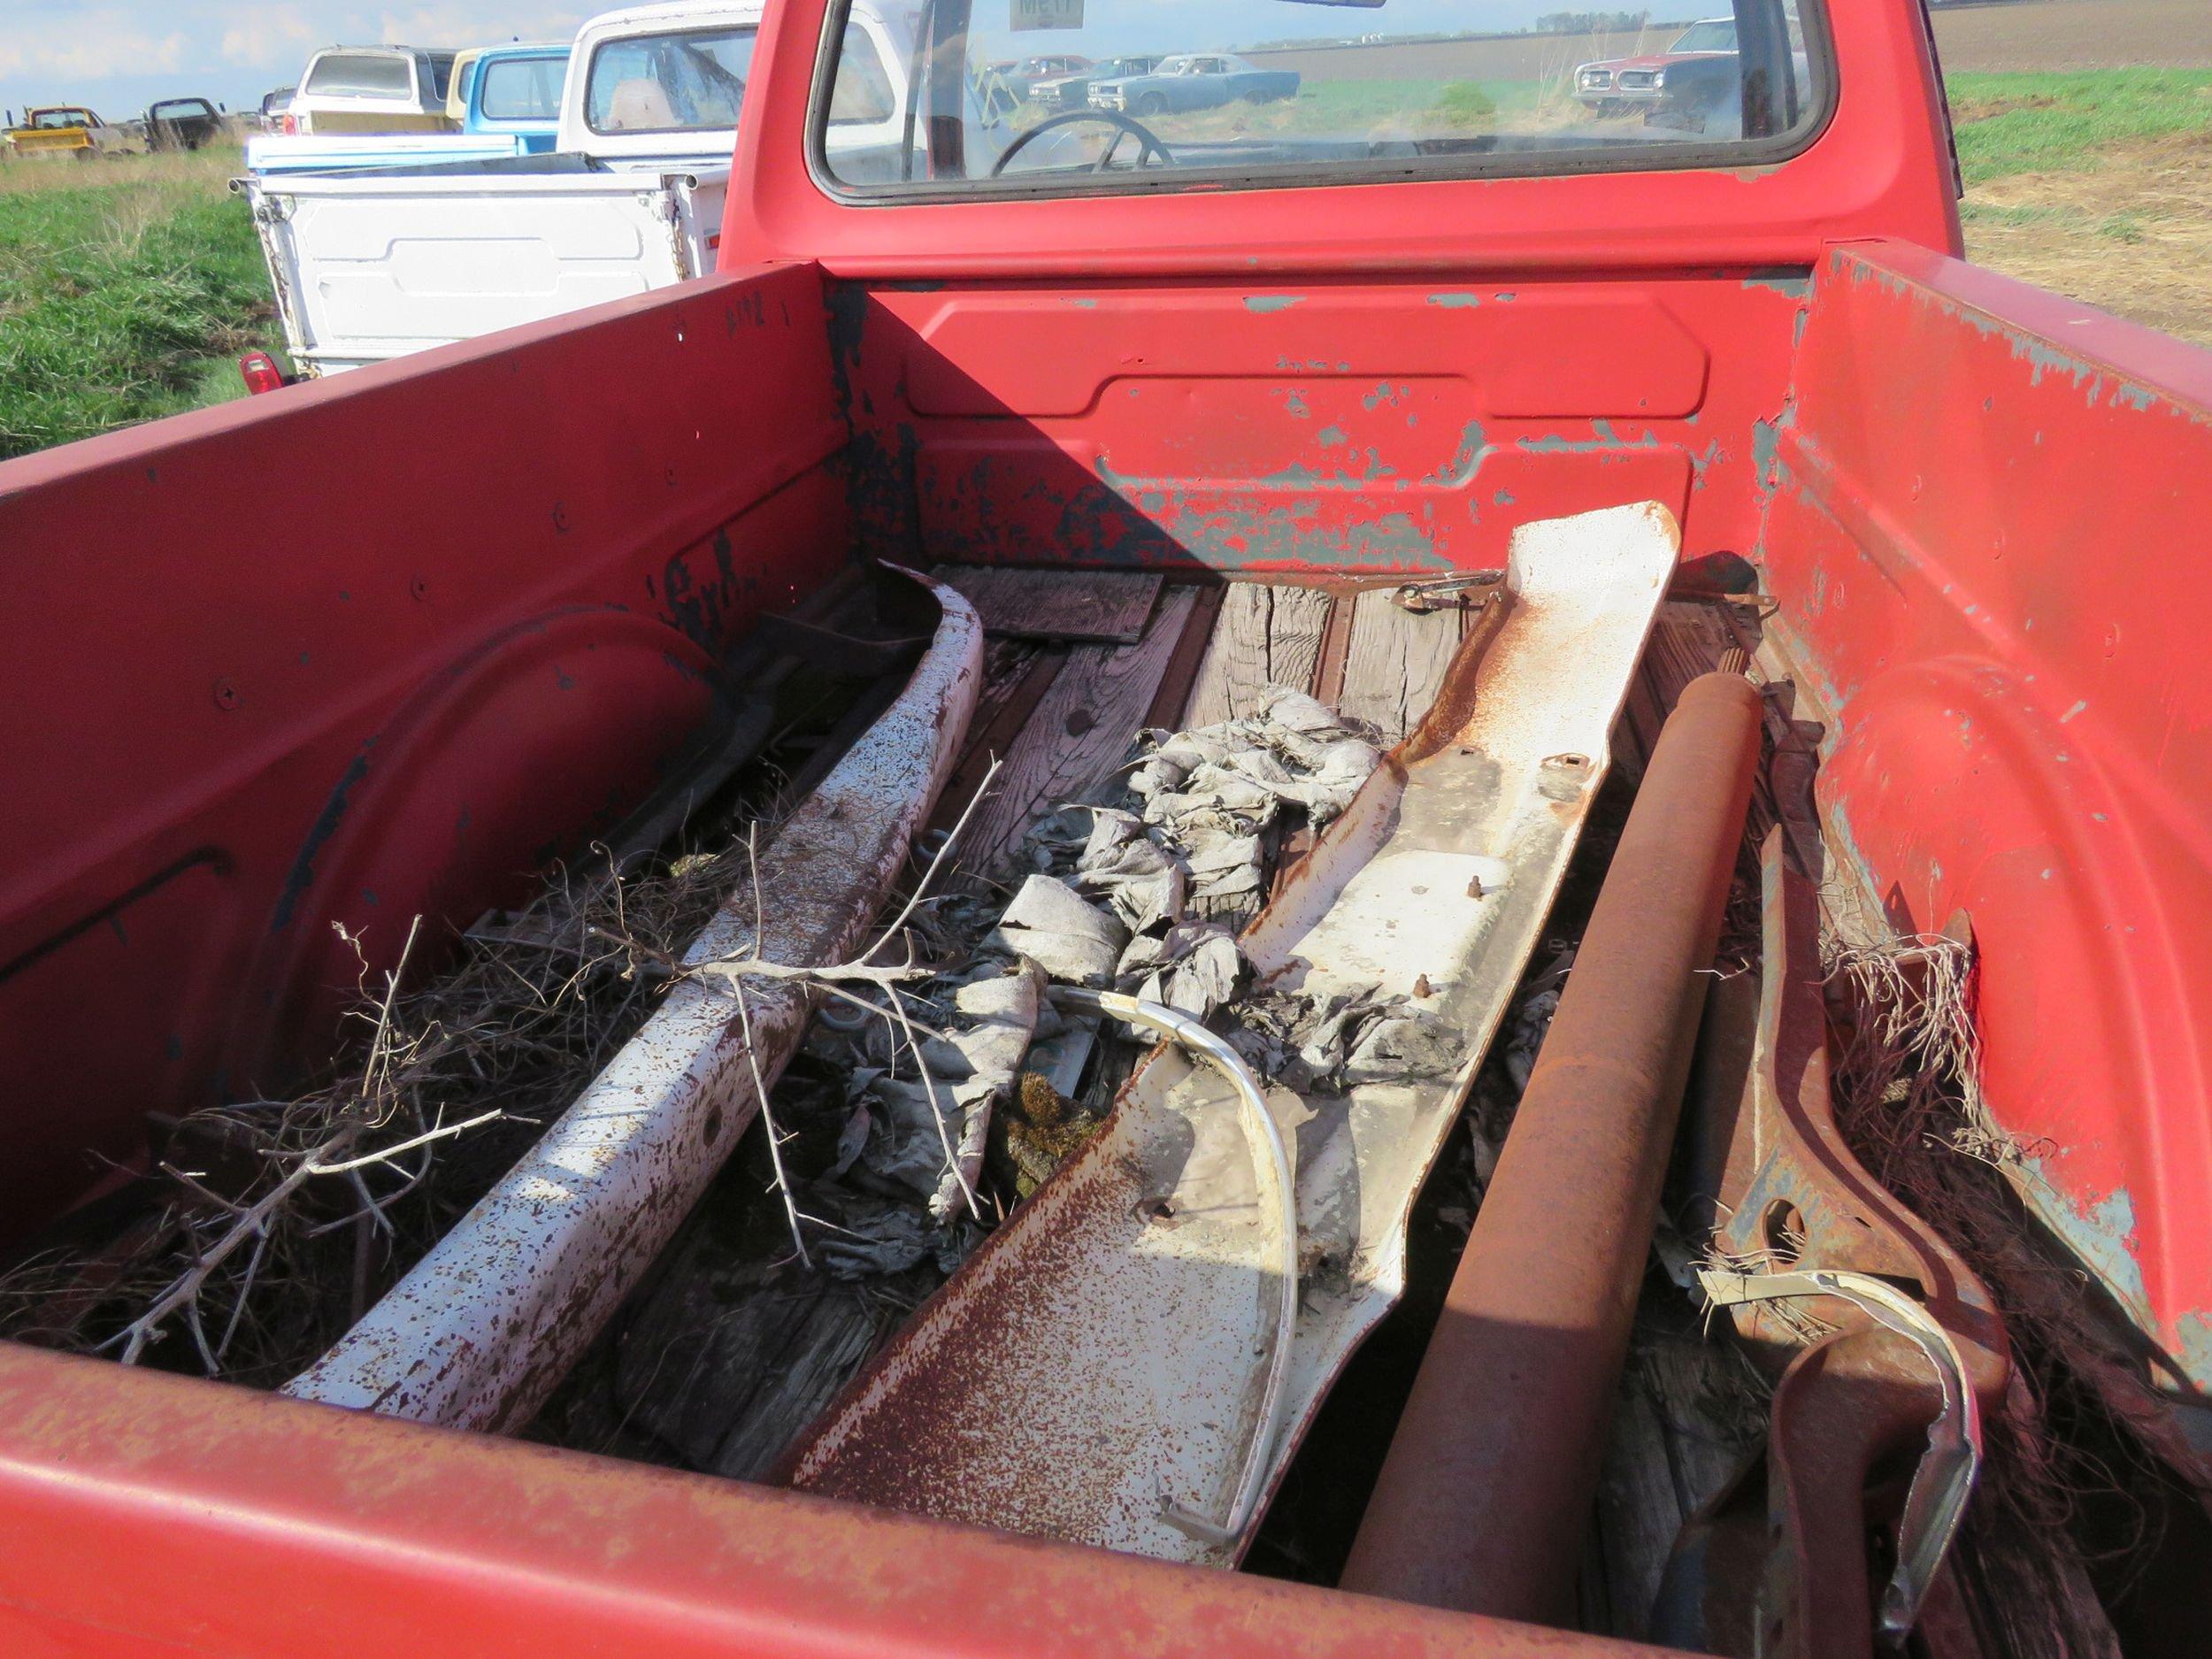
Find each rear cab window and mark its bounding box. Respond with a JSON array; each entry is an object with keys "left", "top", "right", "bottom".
[
  {"left": 304, "top": 52, "right": 418, "bottom": 100},
  {"left": 810, "top": 0, "right": 1829, "bottom": 196},
  {"left": 480, "top": 56, "right": 569, "bottom": 122},
  {"left": 586, "top": 27, "right": 758, "bottom": 134}
]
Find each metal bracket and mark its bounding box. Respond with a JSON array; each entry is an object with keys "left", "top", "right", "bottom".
[
  {"left": 1391, "top": 569, "right": 1505, "bottom": 614},
  {"left": 1698, "top": 1267, "right": 1983, "bottom": 1640}
]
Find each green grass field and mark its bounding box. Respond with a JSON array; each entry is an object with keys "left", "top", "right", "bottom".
[
  {"left": 1944, "top": 68, "right": 2212, "bottom": 346},
  {"left": 0, "top": 69, "right": 2207, "bottom": 461},
  {"left": 0, "top": 148, "right": 280, "bottom": 461},
  {"left": 1946, "top": 67, "right": 2212, "bottom": 185}
]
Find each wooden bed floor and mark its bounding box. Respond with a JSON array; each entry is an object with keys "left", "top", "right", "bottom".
[
  {"left": 551, "top": 565, "right": 1782, "bottom": 1636},
  {"left": 925, "top": 570, "right": 1483, "bottom": 886}
]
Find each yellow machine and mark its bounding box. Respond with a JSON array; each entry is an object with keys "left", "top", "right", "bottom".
[{"left": 4, "top": 106, "right": 113, "bottom": 157}]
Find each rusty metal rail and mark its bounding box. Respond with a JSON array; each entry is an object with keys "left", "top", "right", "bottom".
[{"left": 1340, "top": 670, "right": 1763, "bottom": 1623}]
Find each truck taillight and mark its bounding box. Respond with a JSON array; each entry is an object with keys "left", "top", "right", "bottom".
[
  {"left": 281, "top": 111, "right": 298, "bottom": 135},
  {"left": 239, "top": 352, "right": 288, "bottom": 396}
]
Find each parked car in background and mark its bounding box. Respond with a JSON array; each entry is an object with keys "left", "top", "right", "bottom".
[
  {"left": 247, "top": 42, "right": 572, "bottom": 173},
  {"left": 143, "top": 97, "right": 225, "bottom": 151},
  {"left": 3, "top": 106, "right": 125, "bottom": 157},
  {"left": 1573, "top": 17, "right": 1739, "bottom": 112},
  {"left": 288, "top": 46, "right": 457, "bottom": 134},
  {"left": 1028, "top": 55, "right": 1159, "bottom": 111},
  {"left": 1087, "top": 55, "right": 1300, "bottom": 116},
  {"left": 446, "top": 48, "right": 488, "bottom": 124},
  {"left": 997, "top": 54, "right": 1090, "bottom": 103},
  {"left": 462, "top": 43, "right": 572, "bottom": 151},
  {"left": 258, "top": 88, "right": 296, "bottom": 132},
  {"left": 238, "top": 0, "right": 1015, "bottom": 375}
]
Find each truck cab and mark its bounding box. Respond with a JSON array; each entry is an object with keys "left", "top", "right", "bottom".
[
  {"left": 288, "top": 46, "right": 457, "bottom": 135},
  {"left": 4, "top": 105, "right": 119, "bottom": 157},
  {"left": 144, "top": 96, "right": 225, "bottom": 151},
  {"left": 4, "top": 2, "right": 2210, "bottom": 1656},
  {"left": 460, "top": 42, "right": 572, "bottom": 151}
]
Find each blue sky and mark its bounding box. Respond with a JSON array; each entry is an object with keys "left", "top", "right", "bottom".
[
  {"left": 0, "top": 2, "right": 595, "bottom": 120},
  {"left": 2, "top": 1, "right": 1577, "bottom": 124}
]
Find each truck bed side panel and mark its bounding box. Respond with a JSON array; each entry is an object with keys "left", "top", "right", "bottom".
[
  {"left": 1759, "top": 241, "right": 2212, "bottom": 1391},
  {"left": 0, "top": 263, "right": 842, "bottom": 1242}
]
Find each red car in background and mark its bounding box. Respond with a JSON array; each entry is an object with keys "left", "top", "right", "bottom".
[{"left": 1573, "top": 16, "right": 1740, "bottom": 112}]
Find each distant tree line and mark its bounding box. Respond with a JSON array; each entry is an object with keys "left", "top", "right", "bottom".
[{"left": 1533, "top": 12, "right": 1654, "bottom": 32}]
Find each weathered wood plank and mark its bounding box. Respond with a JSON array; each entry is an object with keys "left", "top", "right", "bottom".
[
  {"left": 1182, "top": 583, "right": 1330, "bottom": 727},
  {"left": 926, "top": 641, "right": 1060, "bottom": 841},
  {"left": 1337, "top": 588, "right": 1463, "bottom": 744},
  {"left": 929, "top": 565, "right": 1164, "bottom": 645},
  {"left": 1642, "top": 1327, "right": 1759, "bottom": 1518},
  {"left": 1593, "top": 1372, "right": 1684, "bottom": 1641},
  {"left": 963, "top": 586, "right": 1202, "bottom": 879},
  {"left": 1617, "top": 601, "right": 1743, "bottom": 780},
  {"left": 710, "top": 1289, "right": 889, "bottom": 1480}
]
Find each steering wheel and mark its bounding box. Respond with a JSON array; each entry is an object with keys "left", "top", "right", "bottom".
[{"left": 991, "top": 109, "right": 1175, "bottom": 178}]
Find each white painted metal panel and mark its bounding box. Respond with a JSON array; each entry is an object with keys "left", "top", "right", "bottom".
[
  {"left": 785, "top": 504, "right": 1680, "bottom": 1564},
  {"left": 285, "top": 571, "right": 984, "bottom": 1432},
  {"left": 247, "top": 170, "right": 725, "bottom": 373}
]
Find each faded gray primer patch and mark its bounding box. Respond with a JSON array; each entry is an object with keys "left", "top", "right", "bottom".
[
  {"left": 1425, "top": 292, "right": 1481, "bottom": 309},
  {"left": 2016, "top": 1175, "right": 2191, "bottom": 1379},
  {"left": 1516, "top": 418, "right": 1661, "bottom": 457},
  {"left": 1835, "top": 248, "right": 2212, "bottom": 427},
  {"left": 1742, "top": 268, "right": 1813, "bottom": 299},
  {"left": 1244, "top": 295, "right": 1304, "bottom": 313}
]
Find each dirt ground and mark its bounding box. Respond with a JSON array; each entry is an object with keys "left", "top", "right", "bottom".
[
  {"left": 1931, "top": 0, "right": 2212, "bottom": 73},
  {"left": 1962, "top": 128, "right": 2212, "bottom": 348}
]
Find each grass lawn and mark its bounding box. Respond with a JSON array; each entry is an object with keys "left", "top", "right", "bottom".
[
  {"left": 1945, "top": 68, "right": 2212, "bottom": 346},
  {"left": 1946, "top": 67, "right": 2212, "bottom": 185},
  {"left": 0, "top": 148, "right": 282, "bottom": 461}
]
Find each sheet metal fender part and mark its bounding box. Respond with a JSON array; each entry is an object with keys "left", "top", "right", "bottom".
[
  {"left": 1337, "top": 669, "right": 1763, "bottom": 1624},
  {"left": 1047, "top": 986, "right": 1301, "bottom": 1548},
  {"left": 283, "top": 565, "right": 983, "bottom": 1431},
  {"left": 780, "top": 503, "right": 1679, "bottom": 1563},
  {"left": 1693, "top": 831, "right": 2008, "bottom": 1659}
]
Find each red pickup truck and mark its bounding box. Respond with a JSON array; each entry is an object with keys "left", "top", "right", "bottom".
[{"left": 2, "top": 2, "right": 2207, "bottom": 1656}]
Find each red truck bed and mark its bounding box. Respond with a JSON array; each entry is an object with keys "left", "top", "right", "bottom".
[{"left": 1, "top": 0, "right": 2208, "bottom": 1653}]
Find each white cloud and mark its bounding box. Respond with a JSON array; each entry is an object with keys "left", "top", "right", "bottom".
[
  {"left": 380, "top": 3, "right": 586, "bottom": 42},
  {"left": 1, "top": 1, "right": 595, "bottom": 110},
  {"left": 220, "top": 7, "right": 323, "bottom": 70},
  {"left": 0, "top": 12, "right": 189, "bottom": 81}
]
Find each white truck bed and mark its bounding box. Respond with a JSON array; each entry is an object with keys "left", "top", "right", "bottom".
[
  {"left": 242, "top": 160, "right": 726, "bottom": 376},
  {"left": 244, "top": 133, "right": 532, "bottom": 174}
]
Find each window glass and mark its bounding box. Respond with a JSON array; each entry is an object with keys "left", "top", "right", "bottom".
[
  {"left": 588, "top": 27, "right": 757, "bottom": 134},
  {"left": 429, "top": 54, "right": 457, "bottom": 101},
  {"left": 480, "top": 57, "right": 569, "bottom": 122},
  {"left": 813, "top": 0, "right": 1824, "bottom": 196},
  {"left": 1671, "top": 20, "right": 1740, "bottom": 52},
  {"left": 830, "top": 23, "right": 898, "bottom": 124},
  {"left": 305, "top": 53, "right": 416, "bottom": 98}
]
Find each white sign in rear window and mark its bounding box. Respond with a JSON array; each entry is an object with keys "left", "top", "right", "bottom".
[{"left": 1012, "top": 0, "right": 1084, "bottom": 31}]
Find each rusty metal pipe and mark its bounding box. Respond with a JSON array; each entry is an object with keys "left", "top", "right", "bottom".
[{"left": 1339, "top": 670, "right": 1763, "bottom": 1624}]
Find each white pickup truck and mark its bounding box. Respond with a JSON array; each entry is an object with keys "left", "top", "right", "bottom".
[{"left": 242, "top": 0, "right": 950, "bottom": 376}]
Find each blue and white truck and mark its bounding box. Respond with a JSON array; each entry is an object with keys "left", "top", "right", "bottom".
[{"left": 239, "top": 0, "right": 1019, "bottom": 378}]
